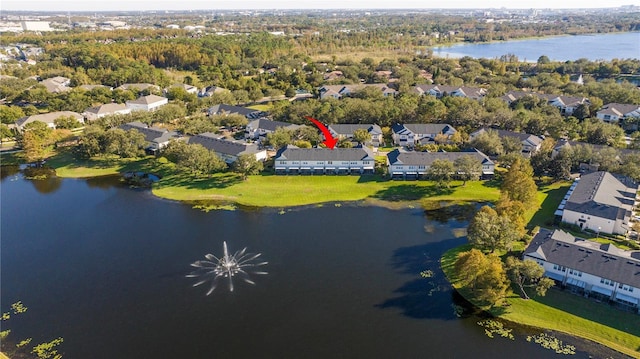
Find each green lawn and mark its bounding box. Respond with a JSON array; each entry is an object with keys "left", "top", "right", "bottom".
[
  {"left": 441, "top": 245, "right": 640, "bottom": 358},
  {"left": 526, "top": 180, "right": 571, "bottom": 228},
  {"left": 153, "top": 172, "right": 501, "bottom": 208},
  {"left": 47, "top": 152, "right": 155, "bottom": 178}
]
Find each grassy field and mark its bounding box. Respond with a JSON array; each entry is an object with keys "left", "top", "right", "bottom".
[
  {"left": 526, "top": 180, "right": 572, "bottom": 228},
  {"left": 153, "top": 171, "right": 501, "bottom": 208},
  {"left": 441, "top": 245, "right": 640, "bottom": 358},
  {"left": 46, "top": 152, "right": 155, "bottom": 178}
]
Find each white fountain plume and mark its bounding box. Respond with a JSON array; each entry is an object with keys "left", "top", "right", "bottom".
[{"left": 187, "top": 241, "right": 268, "bottom": 295}]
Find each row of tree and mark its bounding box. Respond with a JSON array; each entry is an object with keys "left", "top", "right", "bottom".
[{"left": 453, "top": 158, "right": 554, "bottom": 306}]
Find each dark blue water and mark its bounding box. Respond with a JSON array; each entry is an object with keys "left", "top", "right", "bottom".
[
  {"left": 0, "top": 170, "right": 626, "bottom": 358},
  {"left": 433, "top": 32, "right": 640, "bottom": 61}
]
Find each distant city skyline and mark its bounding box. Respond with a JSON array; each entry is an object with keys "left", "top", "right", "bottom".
[{"left": 2, "top": 0, "right": 639, "bottom": 12}]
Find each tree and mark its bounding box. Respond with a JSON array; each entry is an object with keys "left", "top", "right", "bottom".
[
  {"left": 164, "top": 141, "right": 227, "bottom": 176},
  {"left": 505, "top": 257, "right": 555, "bottom": 299},
  {"left": 232, "top": 153, "right": 264, "bottom": 180},
  {"left": 467, "top": 205, "right": 520, "bottom": 253},
  {"left": 454, "top": 249, "right": 509, "bottom": 307},
  {"left": 427, "top": 159, "right": 454, "bottom": 188},
  {"left": 76, "top": 125, "right": 106, "bottom": 158},
  {"left": 501, "top": 157, "right": 538, "bottom": 207},
  {"left": 470, "top": 130, "right": 503, "bottom": 157},
  {"left": 53, "top": 116, "right": 82, "bottom": 130},
  {"left": 454, "top": 155, "right": 482, "bottom": 185},
  {"left": 0, "top": 105, "right": 25, "bottom": 124},
  {"left": 19, "top": 122, "right": 54, "bottom": 163},
  {"left": 104, "top": 128, "right": 146, "bottom": 158},
  {"left": 352, "top": 128, "right": 371, "bottom": 145},
  {"left": 265, "top": 127, "right": 293, "bottom": 149}
]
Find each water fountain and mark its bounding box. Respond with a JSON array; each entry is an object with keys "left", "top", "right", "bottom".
[{"left": 187, "top": 241, "right": 268, "bottom": 295}]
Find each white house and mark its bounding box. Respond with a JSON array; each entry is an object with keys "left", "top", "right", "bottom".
[
  {"left": 83, "top": 103, "right": 131, "bottom": 121},
  {"left": 386, "top": 148, "right": 494, "bottom": 179},
  {"left": 596, "top": 103, "right": 640, "bottom": 125},
  {"left": 524, "top": 228, "right": 640, "bottom": 311},
  {"left": 391, "top": 123, "right": 457, "bottom": 146},
  {"left": 274, "top": 145, "right": 375, "bottom": 175},
  {"left": 16, "top": 111, "right": 84, "bottom": 130},
  {"left": 188, "top": 133, "right": 267, "bottom": 164},
  {"left": 559, "top": 171, "right": 638, "bottom": 236},
  {"left": 318, "top": 84, "right": 398, "bottom": 100},
  {"left": 327, "top": 124, "right": 384, "bottom": 147},
  {"left": 126, "top": 94, "right": 168, "bottom": 112},
  {"left": 500, "top": 91, "right": 589, "bottom": 116},
  {"left": 164, "top": 83, "right": 199, "bottom": 95},
  {"left": 412, "top": 84, "right": 486, "bottom": 100},
  {"left": 119, "top": 121, "right": 180, "bottom": 152}
]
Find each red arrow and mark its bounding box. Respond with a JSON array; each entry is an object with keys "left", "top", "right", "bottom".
[{"left": 306, "top": 116, "right": 337, "bottom": 149}]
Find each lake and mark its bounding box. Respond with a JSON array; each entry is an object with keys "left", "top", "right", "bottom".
[
  {"left": 0, "top": 169, "right": 627, "bottom": 358},
  {"left": 432, "top": 32, "right": 640, "bottom": 62}
]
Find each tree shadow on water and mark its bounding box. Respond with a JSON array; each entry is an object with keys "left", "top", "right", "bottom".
[
  {"left": 372, "top": 184, "right": 452, "bottom": 202},
  {"left": 375, "top": 240, "right": 468, "bottom": 320}
]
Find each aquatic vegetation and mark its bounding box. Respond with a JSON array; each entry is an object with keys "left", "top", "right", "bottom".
[
  {"left": 187, "top": 241, "right": 268, "bottom": 294},
  {"left": 527, "top": 333, "right": 576, "bottom": 355},
  {"left": 477, "top": 319, "right": 514, "bottom": 340}
]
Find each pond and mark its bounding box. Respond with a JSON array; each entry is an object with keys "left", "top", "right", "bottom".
[{"left": 0, "top": 169, "right": 627, "bottom": 358}]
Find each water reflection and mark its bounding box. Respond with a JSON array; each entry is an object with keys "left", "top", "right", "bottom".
[{"left": 22, "top": 167, "right": 62, "bottom": 194}]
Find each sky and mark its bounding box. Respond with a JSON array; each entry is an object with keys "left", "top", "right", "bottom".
[{"left": 1, "top": 0, "right": 639, "bottom": 12}]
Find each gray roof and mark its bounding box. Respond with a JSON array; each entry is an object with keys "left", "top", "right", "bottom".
[
  {"left": 525, "top": 228, "right": 640, "bottom": 288},
  {"left": 564, "top": 171, "right": 637, "bottom": 221},
  {"left": 328, "top": 124, "right": 383, "bottom": 136},
  {"left": 16, "top": 111, "right": 83, "bottom": 128},
  {"left": 472, "top": 128, "right": 543, "bottom": 146},
  {"left": 120, "top": 121, "right": 178, "bottom": 144},
  {"left": 208, "top": 104, "right": 261, "bottom": 118},
  {"left": 126, "top": 94, "right": 167, "bottom": 105},
  {"left": 188, "top": 132, "right": 262, "bottom": 156},
  {"left": 598, "top": 103, "right": 640, "bottom": 117},
  {"left": 386, "top": 148, "right": 493, "bottom": 166},
  {"left": 247, "top": 118, "right": 299, "bottom": 132},
  {"left": 275, "top": 145, "right": 375, "bottom": 161},
  {"left": 391, "top": 123, "right": 456, "bottom": 135},
  {"left": 84, "top": 103, "right": 128, "bottom": 116}
]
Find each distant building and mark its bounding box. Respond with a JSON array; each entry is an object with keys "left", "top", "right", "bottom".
[
  {"left": 16, "top": 111, "right": 84, "bottom": 130},
  {"left": 115, "top": 83, "right": 160, "bottom": 93},
  {"left": 412, "top": 84, "right": 486, "bottom": 100},
  {"left": 469, "top": 128, "right": 544, "bottom": 157},
  {"left": 188, "top": 133, "right": 267, "bottom": 164},
  {"left": 119, "top": 121, "right": 179, "bottom": 152},
  {"left": 21, "top": 21, "right": 53, "bottom": 32},
  {"left": 245, "top": 119, "right": 300, "bottom": 140},
  {"left": 41, "top": 76, "right": 71, "bottom": 93},
  {"left": 126, "top": 95, "right": 168, "bottom": 112},
  {"left": 83, "top": 103, "right": 131, "bottom": 121},
  {"left": 318, "top": 84, "right": 397, "bottom": 100},
  {"left": 327, "top": 124, "right": 384, "bottom": 147},
  {"left": 391, "top": 123, "right": 457, "bottom": 146},
  {"left": 596, "top": 103, "right": 640, "bottom": 125}
]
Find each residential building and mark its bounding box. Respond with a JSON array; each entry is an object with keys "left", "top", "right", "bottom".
[
  {"left": 596, "top": 103, "right": 640, "bottom": 125},
  {"left": 469, "top": 128, "right": 544, "bottom": 156},
  {"left": 119, "top": 121, "right": 179, "bottom": 152},
  {"left": 245, "top": 119, "right": 300, "bottom": 140},
  {"left": 21, "top": 21, "right": 53, "bottom": 32},
  {"left": 79, "top": 84, "right": 113, "bottom": 91},
  {"left": 41, "top": 76, "right": 71, "bottom": 93},
  {"left": 412, "top": 84, "right": 486, "bottom": 100},
  {"left": 126, "top": 94, "right": 168, "bottom": 112},
  {"left": 16, "top": 111, "right": 84, "bottom": 130},
  {"left": 208, "top": 104, "right": 264, "bottom": 119},
  {"left": 391, "top": 123, "right": 457, "bottom": 146},
  {"left": 164, "top": 83, "right": 199, "bottom": 95},
  {"left": 188, "top": 133, "right": 267, "bottom": 164},
  {"left": 83, "top": 103, "right": 131, "bottom": 121},
  {"left": 327, "top": 124, "right": 384, "bottom": 147},
  {"left": 199, "top": 85, "right": 229, "bottom": 97},
  {"left": 501, "top": 90, "right": 589, "bottom": 116},
  {"left": 524, "top": 228, "right": 640, "bottom": 310},
  {"left": 558, "top": 171, "right": 638, "bottom": 236},
  {"left": 274, "top": 145, "right": 375, "bottom": 175},
  {"left": 318, "top": 84, "right": 398, "bottom": 100},
  {"left": 386, "top": 148, "right": 494, "bottom": 179}
]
